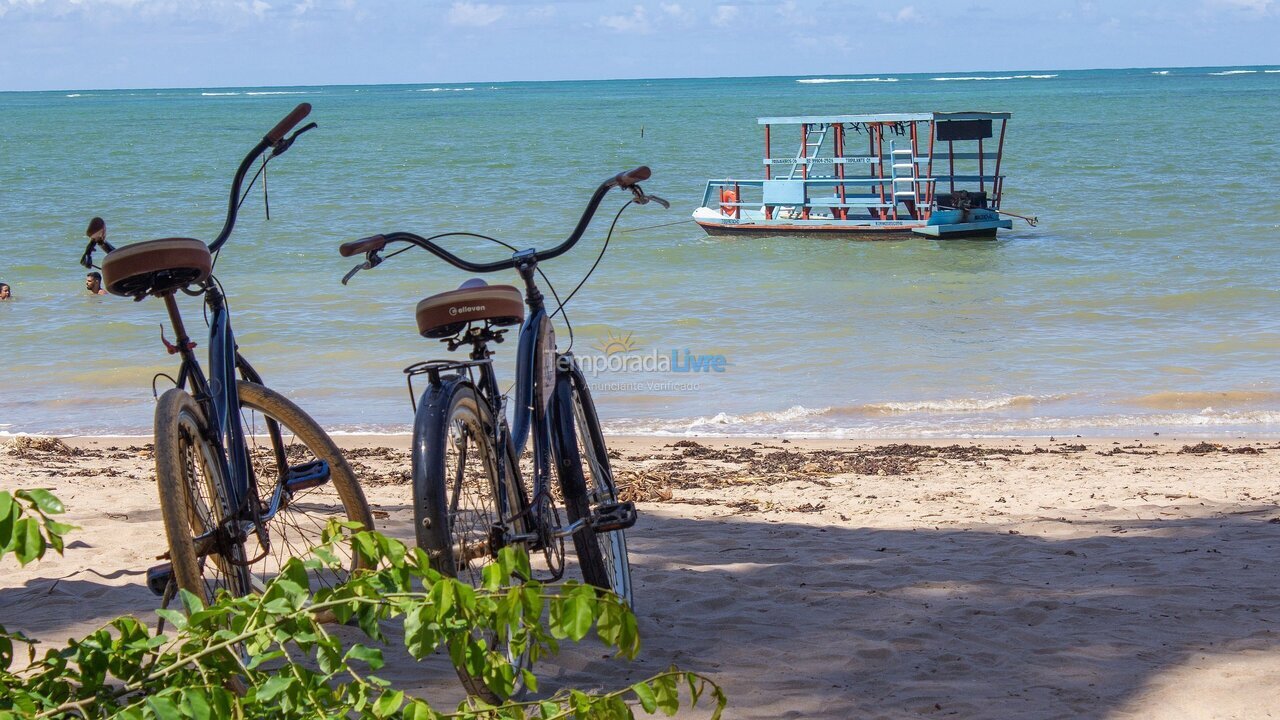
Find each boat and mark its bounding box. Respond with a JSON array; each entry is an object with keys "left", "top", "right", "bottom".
[{"left": 693, "top": 111, "right": 1020, "bottom": 239}]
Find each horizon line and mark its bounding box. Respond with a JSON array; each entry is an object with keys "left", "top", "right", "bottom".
[{"left": 2, "top": 62, "right": 1276, "bottom": 95}]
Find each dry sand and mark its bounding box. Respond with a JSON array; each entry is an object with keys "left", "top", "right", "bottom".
[{"left": 4, "top": 434, "right": 1280, "bottom": 718}]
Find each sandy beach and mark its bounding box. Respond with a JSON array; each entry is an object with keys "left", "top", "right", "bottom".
[{"left": 4, "top": 433, "right": 1280, "bottom": 718}]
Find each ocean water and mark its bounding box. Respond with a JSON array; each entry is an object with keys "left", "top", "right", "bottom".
[{"left": 1, "top": 67, "right": 1278, "bottom": 438}]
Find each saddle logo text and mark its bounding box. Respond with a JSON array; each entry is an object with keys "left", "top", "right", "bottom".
[{"left": 449, "top": 304, "right": 486, "bottom": 316}]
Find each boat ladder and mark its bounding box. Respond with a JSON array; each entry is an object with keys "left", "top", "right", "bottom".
[
  {"left": 787, "top": 123, "right": 829, "bottom": 180},
  {"left": 888, "top": 140, "right": 919, "bottom": 220}
]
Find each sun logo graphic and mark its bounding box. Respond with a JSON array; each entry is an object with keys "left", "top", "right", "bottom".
[{"left": 593, "top": 329, "right": 637, "bottom": 357}]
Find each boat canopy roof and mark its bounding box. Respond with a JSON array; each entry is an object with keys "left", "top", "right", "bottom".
[{"left": 756, "top": 111, "right": 1011, "bottom": 125}]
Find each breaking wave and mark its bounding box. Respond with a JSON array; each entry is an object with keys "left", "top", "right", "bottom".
[
  {"left": 932, "top": 74, "right": 1057, "bottom": 81},
  {"left": 1210, "top": 70, "right": 1257, "bottom": 76},
  {"left": 797, "top": 77, "right": 899, "bottom": 84}
]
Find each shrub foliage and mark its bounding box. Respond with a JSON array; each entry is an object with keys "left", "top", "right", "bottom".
[{"left": 0, "top": 490, "right": 724, "bottom": 719}]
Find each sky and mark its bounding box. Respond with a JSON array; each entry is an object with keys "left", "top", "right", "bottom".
[{"left": 0, "top": 0, "right": 1277, "bottom": 90}]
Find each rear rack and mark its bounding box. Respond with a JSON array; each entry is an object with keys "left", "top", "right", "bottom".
[{"left": 404, "top": 358, "right": 493, "bottom": 411}]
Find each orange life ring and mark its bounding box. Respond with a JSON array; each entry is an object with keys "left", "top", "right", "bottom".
[{"left": 719, "top": 188, "right": 738, "bottom": 217}]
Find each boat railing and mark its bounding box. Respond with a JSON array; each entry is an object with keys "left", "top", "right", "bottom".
[{"left": 702, "top": 175, "right": 1004, "bottom": 219}]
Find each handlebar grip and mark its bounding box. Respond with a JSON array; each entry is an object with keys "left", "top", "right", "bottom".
[
  {"left": 611, "top": 166, "right": 651, "bottom": 188},
  {"left": 340, "top": 234, "right": 387, "bottom": 257},
  {"left": 265, "top": 103, "right": 312, "bottom": 144}
]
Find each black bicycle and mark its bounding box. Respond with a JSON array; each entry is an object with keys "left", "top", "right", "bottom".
[
  {"left": 81, "top": 104, "right": 374, "bottom": 607},
  {"left": 340, "top": 166, "right": 666, "bottom": 697}
]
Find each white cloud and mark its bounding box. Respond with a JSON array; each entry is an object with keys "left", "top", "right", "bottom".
[
  {"left": 776, "top": 1, "right": 814, "bottom": 26},
  {"left": 240, "top": 0, "right": 270, "bottom": 18},
  {"left": 599, "top": 4, "right": 649, "bottom": 33},
  {"left": 447, "top": 1, "right": 505, "bottom": 26},
  {"left": 711, "top": 3, "right": 738, "bottom": 26},
  {"left": 1205, "top": 0, "right": 1273, "bottom": 12},
  {"left": 877, "top": 4, "right": 924, "bottom": 23}
]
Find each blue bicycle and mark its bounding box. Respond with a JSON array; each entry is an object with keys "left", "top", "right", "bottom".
[
  {"left": 341, "top": 167, "right": 666, "bottom": 698},
  {"left": 81, "top": 104, "right": 374, "bottom": 605}
]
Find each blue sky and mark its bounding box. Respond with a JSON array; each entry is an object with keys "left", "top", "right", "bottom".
[{"left": 1, "top": 0, "right": 1276, "bottom": 90}]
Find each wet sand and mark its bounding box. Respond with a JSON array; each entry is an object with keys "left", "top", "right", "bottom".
[{"left": 4, "top": 434, "right": 1280, "bottom": 718}]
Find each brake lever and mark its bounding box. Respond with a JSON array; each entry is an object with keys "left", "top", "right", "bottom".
[
  {"left": 629, "top": 185, "right": 670, "bottom": 209},
  {"left": 270, "top": 122, "right": 318, "bottom": 158},
  {"left": 646, "top": 193, "right": 671, "bottom": 209},
  {"left": 341, "top": 251, "right": 383, "bottom": 286}
]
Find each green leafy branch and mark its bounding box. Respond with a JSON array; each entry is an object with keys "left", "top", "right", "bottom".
[
  {"left": 0, "top": 511, "right": 725, "bottom": 719},
  {"left": 0, "top": 489, "right": 76, "bottom": 567}
]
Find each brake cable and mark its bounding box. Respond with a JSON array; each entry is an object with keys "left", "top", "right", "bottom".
[{"left": 551, "top": 199, "right": 631, "bottom": 353}]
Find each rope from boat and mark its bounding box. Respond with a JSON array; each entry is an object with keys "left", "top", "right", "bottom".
[{"left": 619, "top": 218, "right": 696, "bottom": 233}]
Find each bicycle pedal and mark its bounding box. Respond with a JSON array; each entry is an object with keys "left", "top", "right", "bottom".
[
  {"left": 146, "top": 563, "right": 174, "bottom": 597},
  {"left": 589, "top": 501, "right": 637, "bottom": 533},
  {"left": 284, "top": 459, "right": 331, "bottom": 492}
]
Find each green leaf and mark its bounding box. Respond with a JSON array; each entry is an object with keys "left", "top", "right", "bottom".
[
  {"left": 632, "top": 681, "right": 658, "bottom": 713},
  {"left": 256, "top": 674, "right": 294, "bottom": 702},
  {"left": 155, "top": 608, "right": 188, "bottom": 631},
  {"left": 562, "top": 587, "right": 595, "bottom": 641},
  {"left": 402, "top": 700, "right": 439, "bottom": 720},
  {"left": 145, "top": 694, "right": 182, "bottom": 720},
  {"left": 180, "top": 687, "right": 213, "bottom": 720},
  {"left": 16, "top": 488, "right": 64, "bottom": 515},
  {"left": 13, "top": 518, "right": 43, "bottom": 565},
  {"left": 372, "top": 689, "right": 404, "bottom": 718},
  {"left": 345, "top": 644, "right": 385, "bottom": 671},
  {"left": 686, "top": 673, "right": 703, "bottom": 706},
  {"left": 654, "top": 673, "right": 680, "bottom": 716}
]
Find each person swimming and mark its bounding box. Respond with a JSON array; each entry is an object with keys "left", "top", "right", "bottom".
[
  {"left": 85, "top": 271, "right": 107, "bottom": 295},
  {"left": 0, "top": 282, "right": 10, "bottom": 300}
]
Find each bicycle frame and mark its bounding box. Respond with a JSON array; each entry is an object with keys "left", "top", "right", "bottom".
[{"left": 160, "top": 285, "right": 296, "bottom": 532}]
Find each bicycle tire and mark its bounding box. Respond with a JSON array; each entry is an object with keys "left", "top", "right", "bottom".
[
  {"left": 235, "top": 380, "right": 375, "bottom": 593},
  {"left": 415, "top": 380, "right": 528, "bottom": 701},
  {"left": 155, "top": 388, "right": 253, "bottom": 604},
  {"left": 551, "top": 370, "right": 634, "bottom": 608}
]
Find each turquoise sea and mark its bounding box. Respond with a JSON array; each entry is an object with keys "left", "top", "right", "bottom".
[{"left": 1, "top": 67, "right": 1278, "bottom": 437}]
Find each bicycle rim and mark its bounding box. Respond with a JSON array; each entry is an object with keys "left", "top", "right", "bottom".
[
  {"left": 236, "top": 381, "right": 375, "bottom": 593},
  {"left": 155, "top": 389, "right": 252, "bottom": 604},
  {"left": 569, "top": 378, "right": 633, "bottom": 608},
  {"left": 418, "top": 384, "right": 528, "bottom": 700}
]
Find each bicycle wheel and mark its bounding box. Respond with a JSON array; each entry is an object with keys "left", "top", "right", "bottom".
[
  {"left": 155, "top": 388, "right": 252, "bottom": 605},
  {"left": 236, "top": 381, "right": 375, "bottom": 593},
  {"left": 552, "top": 369, "right": 634, "bottom": 608},
  {"left": 416, "top": 381, "right": 527, "bottom": 701}
]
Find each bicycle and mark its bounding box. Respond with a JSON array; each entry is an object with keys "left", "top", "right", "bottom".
[
  {"left": 80, "top": 103, "right": 374, "bottom": 608},
  {"left": 339, "top": 166, "right": 667, "bottom": 698}
]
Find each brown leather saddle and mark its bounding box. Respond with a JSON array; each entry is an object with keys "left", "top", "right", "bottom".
[
  {"left": 101, "top": 238, "right": 213, "bottom": 298},
  {"left": 415, "top": 279, "right": 524, "bottom": 338}
]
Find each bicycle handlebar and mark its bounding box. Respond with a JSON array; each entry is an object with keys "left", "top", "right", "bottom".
[
  {"left": 341, "top": 166, "right": 654, "bottom": 275},
  {"left": 209, "top": 103, "right": 313, "bottom": 253},
  {"left": 612, "top": 166, "right": 650, "bottom": 188},
  {"left": 265, "top": 102, "right": 311, "bottom": 144}
]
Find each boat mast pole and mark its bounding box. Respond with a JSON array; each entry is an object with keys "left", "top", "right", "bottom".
[
  {"left": 978, "top": 136, "right": 986, "bottom": 195},
  {"left": 764, "top": 124, "right": 772, "bottom": 220},
  {"left": 925, "top": 119, "right": 936, "bottom": 220},
  {"left": 992, "top": 117, "right": 1007, "bottom": 210},
  {"left": 874, "top": 125, "right": 885, "bottom": 219},
  {"left": 835, "top": 123, "right": 847, "bottom": 220},
  {"left": 801, "top": 124, "right": 809, "bottom": 220}
]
